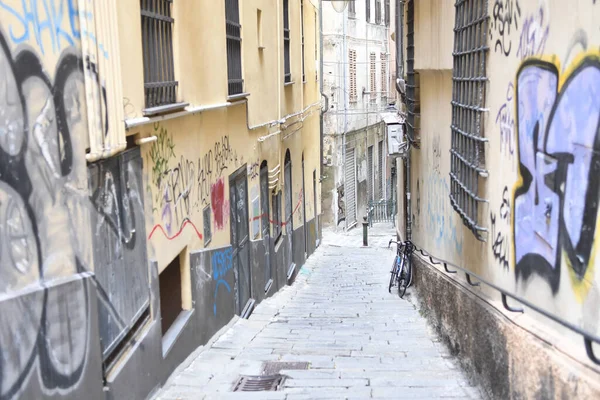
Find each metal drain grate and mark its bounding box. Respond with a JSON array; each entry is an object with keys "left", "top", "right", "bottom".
[
  {"left": 262, "top": 361, "right": 310, "bottom": 375},
  {"left": 232, "top": 374, "right": 286, "bottom": 392}
]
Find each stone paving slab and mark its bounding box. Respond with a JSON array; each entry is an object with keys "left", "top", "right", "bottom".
[{"left": 153, "top": 224, "right": 483, "bottom": 400}]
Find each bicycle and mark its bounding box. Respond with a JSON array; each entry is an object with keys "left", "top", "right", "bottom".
[{"left": 388, "top": 239, "right": 414, "bottom": 298}]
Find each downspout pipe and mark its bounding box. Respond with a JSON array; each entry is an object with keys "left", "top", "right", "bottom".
[
  {"left": 395, "top": 0, "right": 410, "bottom": 241},
  {"left": 319, "top": 0, "right": 325, "bottom": 181}
]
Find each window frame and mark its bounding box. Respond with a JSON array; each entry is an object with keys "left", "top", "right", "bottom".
[
  {"left": 140, "top": 0, "right": 184, "bottom": 115},
  {"left": 225, "top": 0, "right": 244, "bottom": 97},
  {"left": 375, "top": 0, "right": 381, "bottom": 24},
  {"left": 283, "top": 0, "right": 292, "bottom": 83},
  {"left": 366, "top": 0, "right": 371, "bottom": 23}
]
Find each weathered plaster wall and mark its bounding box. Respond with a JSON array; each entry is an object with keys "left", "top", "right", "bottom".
[{"left": 397, "top": 0, "right": 600, "bottom": 395}]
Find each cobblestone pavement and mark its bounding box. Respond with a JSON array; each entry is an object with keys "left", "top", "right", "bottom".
[{"left": 154, "top": 224, "right": 483, "bottom": 400}]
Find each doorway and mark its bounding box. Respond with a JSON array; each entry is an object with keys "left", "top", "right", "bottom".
[
  {"left": 302, "top": 153, "right": 307, "bottom": 257},
  {"left": 229, "top": 166, "right": 253, "bottom": 317},
  {"left": 284, "top": 150, "right": 295, "bottom": 279},
  {"left": 259, "top": 161, "right": 273, "bottom": 293},
  {"left": 313, "top": 170, "right": 319, "bottom": 246}
]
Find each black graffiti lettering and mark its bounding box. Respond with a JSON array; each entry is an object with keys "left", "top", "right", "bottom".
[{"left": 490, "top": 0, "right": 521, "bottom": 57}]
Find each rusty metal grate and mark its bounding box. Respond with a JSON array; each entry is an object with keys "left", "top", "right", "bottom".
[
  {"left": 232, "top": 374, "right": 286, "bottom": 392},
  {"left": 262, "top": 361, "right": 310, "bottom": 375}
]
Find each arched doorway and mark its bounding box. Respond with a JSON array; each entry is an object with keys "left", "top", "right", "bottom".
[{"left": 259, "top": 161, "right": 273, "bottom": 292}]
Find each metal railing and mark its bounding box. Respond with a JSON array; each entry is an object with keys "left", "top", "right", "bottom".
[
  {"left": 408, "top": 241, "right": 600, "bottom": 366},
  {"left": 367, "top": 199, "right": 396, "bottom": 227}
]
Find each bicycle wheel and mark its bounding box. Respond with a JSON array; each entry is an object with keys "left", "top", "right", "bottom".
[
  {"left": 397, "top": 255, "right": 408, "bottom": 298},
  {"left": 406, "top": 252, "right": 413, "bottom": 288},
  {"left": 388, "top": 257, "right": 399, "bottom": 293}
]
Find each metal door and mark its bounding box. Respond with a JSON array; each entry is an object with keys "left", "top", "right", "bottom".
[
  {"left": 284, "top": 151, "right": 294, "bottom": 274},
  {"left": 378, "top": 140, "right": 384, "bottom": 200},
  {"left": 259, "top": 162, "right": 272, "bottom": 290},
  {"left": 313, "top": 170, "right": 319, "bottom": 243},
  {"left": 345, "top": 148, "right": 357, "bottom": 228},
  {"left": 367, "top": 145, "right": 374, "bottom": 202},
  {"left": 302, "top": 154, "right": 307, "bottom": 255},
  {"left": 229, "top": 167, "right": 251, "bottom": 315}
]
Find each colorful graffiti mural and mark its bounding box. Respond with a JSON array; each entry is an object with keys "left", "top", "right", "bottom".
[{"left": 513, "top": 53, "right": 600, "bottom": 301}]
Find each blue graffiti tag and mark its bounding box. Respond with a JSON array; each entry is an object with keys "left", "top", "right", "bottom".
[
  {"left": 212, "top": 247, "right": 233, "bottom": 316},
  {"left": 0, "top": 0, "right": 108, "bottom": 58},
  {"left": 425, "top": 174, "right": 463, "bottom": 255}
]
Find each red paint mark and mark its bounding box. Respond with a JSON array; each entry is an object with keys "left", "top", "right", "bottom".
[
  {"left": 211, "top": 178, "right": 226, "bottom": 230},
  {"left": 249, "top": 191, "right": 304, "bottom": 226},
  {"left": 148, "top": 218, "right": 203, "bottom": 241}
]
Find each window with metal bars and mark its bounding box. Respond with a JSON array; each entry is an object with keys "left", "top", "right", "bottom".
[
  {"left": 380, "top": 53, "right": 387, "bottom": 100},
  {"left": 405, "top": 0, "right": 420, "bottom": 142},
  {"left": 369, "top": 52, "right": 376, "bottom": 102},
  {"left": 384, "top": 0, "right": 390, "bottom": 26},
  {"left": 141, "top": 0, "right": 178, "bottom": 111},
  {"left": 349, "top": 49, "right": 357, "bottom": 103},
  {"left": 375, "top": 0, "right": 381, "bottom": 24},
  {"left": 349, "top": 0, "right": 356, "bottom": 17},
  {"left": 366, "top": 0, "right": 370, "bottom": 22},
  {"left": 283, "top": 0, "right": 291, "bottom": 83},
  {"left": 449, "top": 0, "right": 489, "bottom": 241},
  {"left": 301, "top": 0, "right": 305, "bottom": 82},
  {"left": 226, "top": 0, "right": 243, "bottom": 96}
]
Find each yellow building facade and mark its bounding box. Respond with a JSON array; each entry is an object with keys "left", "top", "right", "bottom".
[{"left": 0, "top": 0, "right": 321, "bottom": 398}]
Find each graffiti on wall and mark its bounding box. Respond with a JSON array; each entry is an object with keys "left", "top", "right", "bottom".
[
  {"left": 490, "top": 187, "right": 510, "bottom": 270},
  {"left": 0, "top": 0, "right": 108, "bottom": 58},
  {"left": 424, "top": 173, "right": 463, "bottom": 255},
  {"left": 147, "top": 128, "right": 238, "bottom": 239},
  {"left": 0, "top": 23, "right": 98, "bottom": 397},
  {"left": 211, "top": 247, "right": 233, "bottom": 316},
  {"left": 496, "top": 83, "right": 516, "bottom": 156},
  {"left": 490, "top": 0, "right": 522, "bottom": 57},
  {"left": 513, "top": 53, "right": 600, "bottom": 301}
]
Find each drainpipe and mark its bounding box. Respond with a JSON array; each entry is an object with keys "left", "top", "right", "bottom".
[
  {"left": 319, "top": 0, "right": 325, "bottom": 181},
  {"left": 395, "top": 0, "right": 411, "bottom": 241}
]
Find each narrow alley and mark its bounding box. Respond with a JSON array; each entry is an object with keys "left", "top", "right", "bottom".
[{"left": 154, "top": 225, "right": 482, "bottom": 400}]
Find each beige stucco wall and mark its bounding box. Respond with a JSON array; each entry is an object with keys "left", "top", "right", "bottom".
[
  {"left": 117, "top": 0, "right": 321, "bottom": 276},
  {"left": 399, "top": 0, "right": 600, "bottom": 369}
]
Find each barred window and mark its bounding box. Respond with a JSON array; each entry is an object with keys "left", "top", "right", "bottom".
[
  {"left": 366, "top": 0, "right": 370, "bottom": 22},
  {"left": 405, "top": 0, "right": 420, "bottom": 142},
  {"left": 375, "top": 0, "right": 381, "bottom": 24},
  {"left": 369, "top": 52, "right": 376, "bottom": 102},
  {"left": 226, "top": 0, "right": 243, "bottom": 96},
  {"left": 349, "top": 49, "right": 357, "bottom": 103},
  {"left": 141, "top": 0, "right": 178, "bottom": 110},
  {"left": 380, "top": 53, "right": 387, "bottom": 99},
  {"left": 449, "top": 0, "right": 489, "bottom": 241},
  {"left": 283, "top": 0, "right": 291, "bottom": 83},
  {"left": 384, "top": 0, "right": 390, "bottom": 26}
]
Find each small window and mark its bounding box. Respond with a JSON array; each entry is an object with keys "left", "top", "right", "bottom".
[
  {"left": 349, "top": 0, "right": 356, "bottom": 17},
  {"left": 141, "top": 0, "right": 178, "bottom": 110},
  {"left": 257, "top": 9, "right": 264, "bottom": 49},
  {"left": 380, "top": 53, "right": 387, "bottom": 100},
  {"left": 226, "top": 0, "right": 243, "bottom": 96},
  {"left": 449, "top": 0, "right": 490, "bottom": 241},
  {"left": 283, "top": 0, "right": 291, "bottom": 83},
  {"left": 203, "top": 205, "right": 212, "bottom": 246},
  {"left": 349, "top": 49, "right": 357, "bottom": 103},
  {"left": 272, "top": 191, "right": 282, "bottom": 240},
  {"left": 366, "top": 0, "right": 371, "bottom": 22},
  {"left": 301, "top": 0, "right": 305, "bottom": 82},
  {"left": 375, "top": 0, "right": 381, "bottom": 24},
  {"left": 369, "top": 52, "right": 376, "bottom": 102},
  {"left": 384, "top": 0, "right": 390, "bottom": 26}
]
